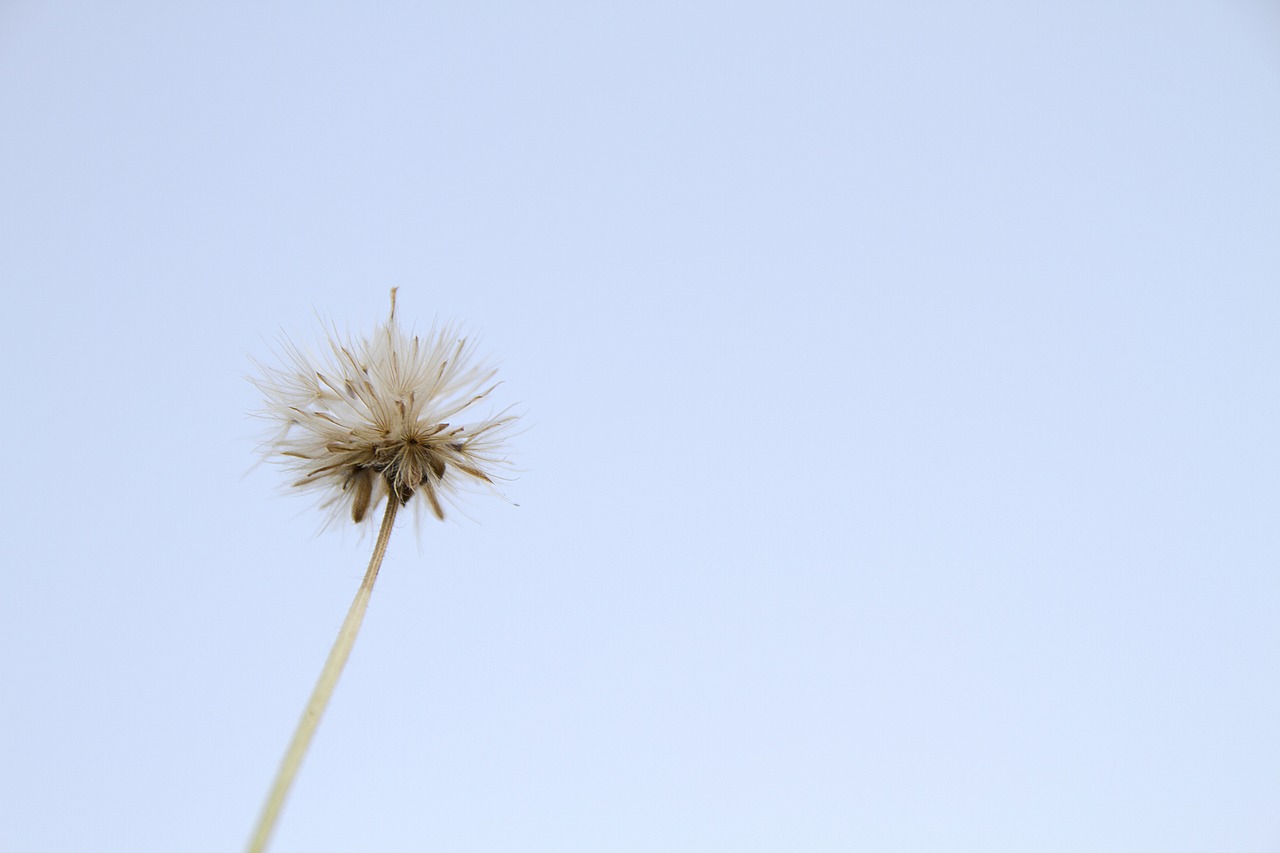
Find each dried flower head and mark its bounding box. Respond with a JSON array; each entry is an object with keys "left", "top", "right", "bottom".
[{"left": 252, "top": 289, "right": 516, "bottom": 525}]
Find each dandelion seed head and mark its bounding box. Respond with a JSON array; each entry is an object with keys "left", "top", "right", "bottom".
[{"left": 252, "top": 289, "right": 517, "bottom": 526}]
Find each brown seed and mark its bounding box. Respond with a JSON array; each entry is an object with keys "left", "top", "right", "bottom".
[
  {"left": 422, "top": 479, "right": 445, "bottom": 520},
  {"left": 350, "top": 470, "right": 373, "bottom": 523}
]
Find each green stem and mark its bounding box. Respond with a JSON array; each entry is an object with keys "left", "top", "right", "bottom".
[{"left": 246, "top": 496, "right": 400, "bottom": 853}]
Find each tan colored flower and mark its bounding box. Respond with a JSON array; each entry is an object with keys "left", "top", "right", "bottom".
[{"left": 252, "top": 289, "right": 516, "bottom": 523}]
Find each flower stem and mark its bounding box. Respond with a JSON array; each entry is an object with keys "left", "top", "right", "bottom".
[{"left": 246, "top": 496, "right": 400, "bottom": 853}]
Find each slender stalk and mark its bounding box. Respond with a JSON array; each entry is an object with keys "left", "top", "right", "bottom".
[{"left": 246, "top": 497, "right": 400, "bottom": 853}]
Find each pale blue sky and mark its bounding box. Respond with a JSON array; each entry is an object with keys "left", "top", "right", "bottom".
[{"left": 3, "top": 3, "right": 1280, "bottom": 851}]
